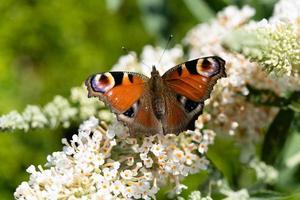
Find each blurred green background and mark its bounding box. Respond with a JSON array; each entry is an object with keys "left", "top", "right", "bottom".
[{"left": 0, "top": 0, "right": 279, "bottom": 199}]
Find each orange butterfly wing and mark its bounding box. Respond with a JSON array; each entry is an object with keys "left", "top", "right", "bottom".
[
  {"left": 129, "top": 94, "right": 162, "bottom": 135},
  {"left": 85, "top": 72, "right": 148, "bottom": 113},
  {"left": 162, "top": 56, "right": 226, "bottom": 102}
]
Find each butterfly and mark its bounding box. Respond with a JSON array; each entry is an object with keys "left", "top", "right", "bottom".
[{"left": 85, "top": 56, "right": 226, "bottom": 136}]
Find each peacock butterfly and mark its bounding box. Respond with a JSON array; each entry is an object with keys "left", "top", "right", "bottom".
[{"left": 85, "top": 56, "right": 226, "bottom": 136}]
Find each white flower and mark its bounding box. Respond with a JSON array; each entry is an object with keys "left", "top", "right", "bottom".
[
  {"left": 172, "top": 149, "right": 186, "bottom": 163},
  {"left": 71, "top": 85, "right": 104, "bottom": 120},
  {"left": 198, "top": 143, "right": 208, "bottom": 154},
  {"left": 222, "top": 189, "right": 250, "bottom": 200},
  {"left": 0, "top": 111, "right": 27, "bottom": 131},
  {"left": 270, "top": 0, "right": 300, "bottom": 23},
  {"left": 143, "top": 157, "right": 154, "bottom": 168},
  {"left": 120, "top": 169, "right": 133, "bottom": 180},
  {"left": 140, "top": 45, "right": 184, "bottom": 76},
  {"left": 150, "top": 143, "right": 165, "bottom": 156},
  {"left": 44, "top": 96, "right": 77, "bottom": 128},
  {"left": 15, "top": 117, "right": 212, "bottom": 199},
  {"left": 185, "top": 153, "right": 197, "bottom": 165},
  {"left": 79, "top": 116, "right": 99, "bottom": 133},
  {"left": 188, "top": 191, "right": 202, "bottom": 200},
  {"left": 186, "top": 190, "right": 213, "bottom": 200},
  {"left": 217, "top": 6, "right": 255, "bottom": 28},
  {"left": 174, "top": 184, "right": 188, "bottom": 195},
  {"left": 22, "top": 105, "right": 48, "bottom": 129},
  {"left": 111, "top": 180, "right": 125, "bottom": 196},
  {"left": 111, "top": 52, "right": 140, "bottom": 72},
  {"left": 249, "top": 158, "right": 278, "bottom": 184}
]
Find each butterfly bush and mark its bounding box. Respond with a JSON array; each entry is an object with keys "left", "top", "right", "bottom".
[
  {"left": 3, "top": 0, "right": 299, "bottom": 199},
  {"left": 184, "top": 5, "right": 276, "bottom": 143},
  {"left": 0, "top": 87, "right": 109, "bottom": 132},
  {"left": 15, "top": 117, "right": 214, "bottom": 199},
  {"left": 0, "top": 96, "right": 77, "bottom": 131},
  {"left": 224, "top": 0, "right": 300, "bottom": 76},
  {"left": 185, "top": 2, "right": 300, "bottom": 145}
]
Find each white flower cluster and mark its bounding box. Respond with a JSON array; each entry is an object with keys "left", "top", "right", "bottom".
[
  {"left": 112, "top": 52, "right": 141, "bottom": 72},
  {"left": 0, "top": 86, "right": 108, "bottom": 132},
  {"left": 184, "top": 5, "right": 255, "bottom": 58},
  {"left": 227, "top": 0, "right": 300, "bottom": 76},
  {"left": 249, "top": 158, "right": 278, "bottom": 184},
  {"left": 183, "top": 5, "right": 281, "bottom": 141},
  {"left": 140, "top": 45, "right": 184, "bottom": 76},
  {"left": 0, "top": 96, "right": 77, "bottom": 131},
  {"left": 270, "top": 0, "right": 300, "bottom": 24},
  {"left": 221, "top": 189, "right": 249, "bottom": 200},
  {"left": 44, "top": 96, "right": 78, "bottom": 128},
  {"left": 178, "top": 191, "right": 212, "bottom": 200},
  {"left": 70, "top": 85, "right": 109, "bottom": 120},
  {"left": 111, "top": 44, "right": 184, "bottom": 77},
  {"left": 15, "top": 117, "right": 215, "bottom": 199},
  {"left": 217, "top": 180, "right": 250, "bottom": 200}
]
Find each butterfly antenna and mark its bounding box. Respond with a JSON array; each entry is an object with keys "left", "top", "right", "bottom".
[
  {"left": 157, "top": 34, "right": 173, "bottom": 67},
  {"left": 122, "top": 46, "right": 151, "bottom": 69}
]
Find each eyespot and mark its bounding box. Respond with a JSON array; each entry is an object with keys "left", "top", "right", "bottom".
[
  {"left": 196, "top": 58, "right": 220, "bottom": 77},
  {"left": 91, "top": 73, "right": 115, "bottom": 93}
]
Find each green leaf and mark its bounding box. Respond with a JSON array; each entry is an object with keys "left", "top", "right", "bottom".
[
  {"left": 261, "top": 108, "right": 295, "bottom": 165},
  {"left": 183, "top": 0, "right": 215, "bottom": 22},
  {"left": 207, "top": 135, "right": 241, "bottom": 187},
  {"left": 249, "top": 189, "right": 286, "bottom": 200},
  {"left": 288, "top": 92, "right": 300, "bottom": 112},
  {"left": 138, "top": 0, "right": 170, "bottom": 41}
]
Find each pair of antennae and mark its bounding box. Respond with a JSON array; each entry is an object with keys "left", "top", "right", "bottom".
[{"left": 122, "top": 34, "right": 173, "bottom": 69}]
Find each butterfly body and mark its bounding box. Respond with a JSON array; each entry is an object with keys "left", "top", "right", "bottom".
[
  {"left": 149, "top": 66, "right": 167, "bottom": 120},
  {"left": 86, "top": 56, "right": 226, "bottom": 136}
]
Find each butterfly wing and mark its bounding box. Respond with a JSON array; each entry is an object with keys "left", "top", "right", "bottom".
[
  {"left": 85, "top": 72, "right": 149, "bottom": 113},
  {"left": 162, "top": 56, "right": 226, "bottom": 102},
  {"left": 162, "top": 56, "right": 226, "bottom": 134},
  {"left": 86, "top": 71, "right": 162, "bottom": 135},
  {"left": 125, "top": 93, "right": 162, "bottom": 136}
]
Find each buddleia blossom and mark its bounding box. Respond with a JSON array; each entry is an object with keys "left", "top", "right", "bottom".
[
  {"left": 270, "top": 0, "right": 300, "bottom": 23},
  {"left": 178, "top": 191, "right": 213, "bottom": 200},
  {"left": 217, "top": 180, "right": 250, "bottom": 200},
  {"left": 224, "top": 0, "right": 300, "bottom": 76},
  {"left": 227, "top": 22, "right": 300, "bottom": 76},
  {"left": 44, "top": 96, "right": 78, "bottom": 128},
  {"left": 180, "top": 180, "right": 251, "bottom": 200},
  {"left": 0, "top": 96, "right": 77, "bottom": 131},
  {"left": 184, "top": 5, "right": 255, "bottom": 57},
  {"left": 140, "top": 45, "right": 184, "bottom": 76},
  {"left": 253, "top": 22, "right": 300, "bottom": 76},
  {"left": 110, "top": 45, "right": 184, "bottom": 76},
  {"left": 249, "top": 158, "right": 278, "bottom": 184},
  {"left": 70, "top": 85, "right": 109, "bottom": 120},
  {"left": 111, "top": 52, "right": 141, "bottom": 72},
  {"left": 184, "top": 6, "right": 278, "bottom": 142},
  {"left": 0, "top": 86, "right": 108, "bottom": 132},
  {"left": 14, "top": 117, "right": 214, "bottom": 199}
]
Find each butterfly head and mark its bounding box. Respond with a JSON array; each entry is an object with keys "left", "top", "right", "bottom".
[{"left": 151, "top": 66, "right": 160, "bottom": 77}]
